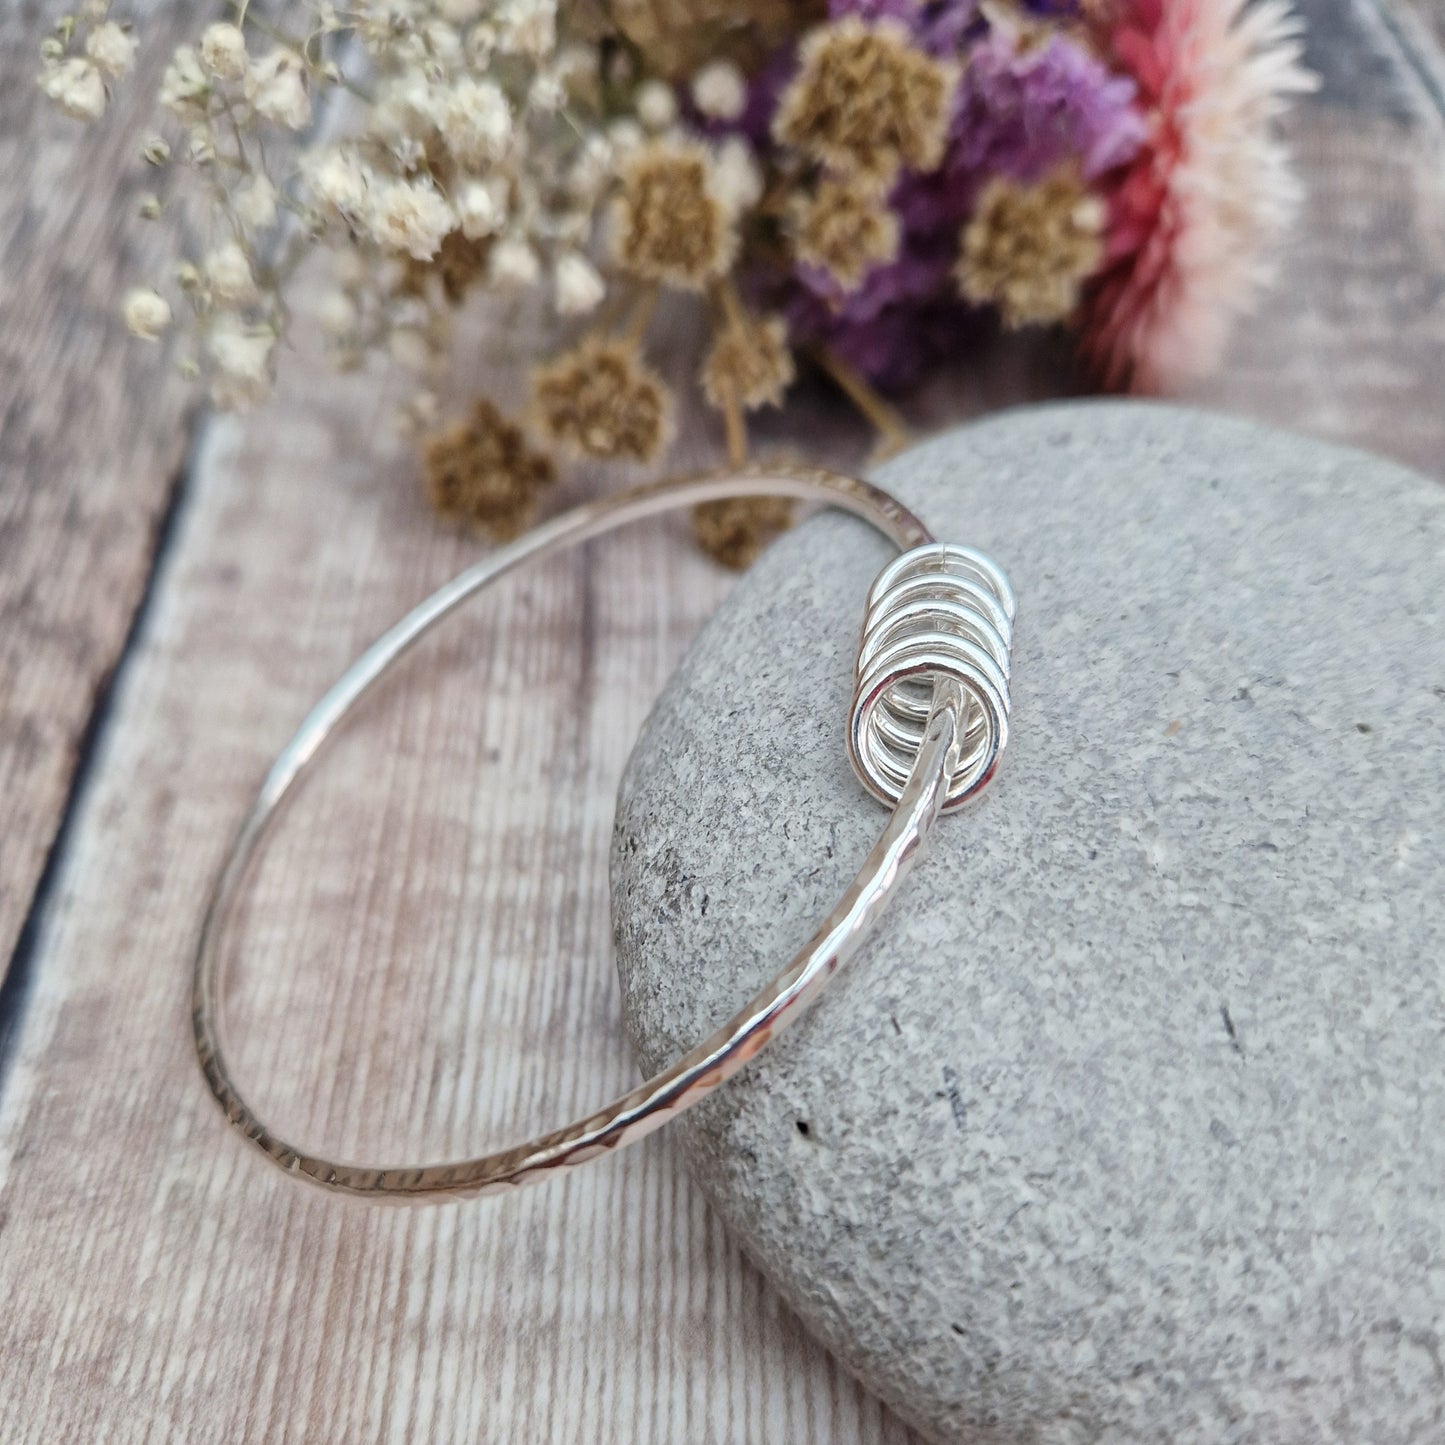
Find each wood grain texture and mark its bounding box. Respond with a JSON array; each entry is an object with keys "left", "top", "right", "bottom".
[
  {"left": 1, "top": 0, "right": 1444, "bottom": 1439},
  {"left": 0, "top": 3, "right": 199, "bottom": 1001}
]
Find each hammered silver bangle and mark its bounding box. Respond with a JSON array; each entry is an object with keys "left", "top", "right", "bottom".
[{"left": 193, "top": 464, "right": 1016, "bottom": 1201}]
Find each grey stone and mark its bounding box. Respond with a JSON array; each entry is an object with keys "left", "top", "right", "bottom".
[{"left": 610, "top": 403, "right": 1445, "bottom": 1444}]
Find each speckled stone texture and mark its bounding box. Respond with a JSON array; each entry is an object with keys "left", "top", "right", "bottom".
[{"left": 610, "top": 404, "right": 1445, "bottom": 1444}]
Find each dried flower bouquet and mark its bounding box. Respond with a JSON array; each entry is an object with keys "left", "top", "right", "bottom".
[{"left": 39, "top": 0, "right": 1315, "bottom": 563}]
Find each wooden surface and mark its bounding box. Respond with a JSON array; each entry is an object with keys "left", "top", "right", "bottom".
[{"left": 1, "top": 1, "right": 1443, "bottom": 1439}]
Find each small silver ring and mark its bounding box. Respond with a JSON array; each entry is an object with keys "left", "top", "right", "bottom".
[{"left": 192, "top": 464, "right": 1004, "bottom": 1201}]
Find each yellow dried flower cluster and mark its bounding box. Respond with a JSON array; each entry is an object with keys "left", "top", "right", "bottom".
[
  {"left": 957, "top": 169, "right": 1106, "bottom": 328},
  {"left": 691, "top": 496, "right": 796, "bottom": 570},
  {"left": 701, "top": 313, "right": 795, "bottom": 411},
  {"left": 773, "top": 17, "right": 958, "bottom": 182},
  {"left": 532, "top": 336, "right": 673, "bottom": 462},
  {"left": 612, "top": 140, "right": 739, "bottom": 290},
  {"left": 424, "top": 399, "right": 555, "bottom": 538},
  {"left": 791, "top": 177, "right": 901, "bottom": 291}
]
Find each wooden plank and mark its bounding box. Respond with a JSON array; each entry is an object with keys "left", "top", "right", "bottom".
[
  {"left": 0, "top": 292, "right": 942, "bottom": 1438},
  {"left": 0, "top": 3, "right": 199, "bottom": 1001},
  {"left": 2, "top": 0, "right": 1443, "bottom": 1439}
]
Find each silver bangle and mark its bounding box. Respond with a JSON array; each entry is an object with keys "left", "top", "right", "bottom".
[{"left": 193, "top": 464, "right": 1016, "bottom": 1201}]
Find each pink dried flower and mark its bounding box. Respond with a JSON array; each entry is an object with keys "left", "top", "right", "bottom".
[{"left": 1081, "top": 0, "right": 1317, "bottom": 391}]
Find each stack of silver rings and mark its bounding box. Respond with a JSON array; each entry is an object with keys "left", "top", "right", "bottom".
[{"left": 848, "top": 542, "right": 1016, "bottom": 812}]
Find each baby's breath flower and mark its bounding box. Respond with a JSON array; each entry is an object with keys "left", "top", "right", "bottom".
[
  {"left": 234, "top": 174, "right": 278, "bottom": 230},
  {"left": 122, "top": 287, "right": 172, "bottom": 340},
  {"left": 528, "top": 70, "right": 565, "bottom": 113},
  {"left": 198, "top": 22, "right": 248, "bottom": 83},
  {"left": 368, "top": 176, "right": 455, "bottom": 260},
  {"left": 495, "top": 0, "right": 556, "bottom": 58},
  {"left": 316, "top": 290, "right": 358, "bottom": 338},
  {"left": 692, "top": 60, "right": 747, "bottom": 122},
  {"left": 774, "top": 17, "right": 958, "bottom": 182},
  {"left": 457, "top": 177, "right": 509, "bottom": 239},
  {"left": 532, "top": 336, "right": 672, "bottom": 463},
  {"left": 489, "top": 235, "right": 541, "bottom": 288},
  {"left": 246, "top": 50, "right": 311, "bottom": 131},
  {"left": 142, "top": 134, "right": 171, "bottom": 165},
  {"left": 40, "top": 57, "right": 107, "bottom": 121},
  {"left": 553, "top": 252, "right": 605, "bottom": 316},
  {"left": 711, "top": 136, "right": 763, "bottom": 216},
  {"left": 635, "top": 78, "right": 677, "bottom": 131},
  {"left": 701, "top": 313, "right": 794, "bottom": 410},
  {"left": 957, "top": 169, "right": 1105, "bottom": 327},
  {"left": 608, "top": 118, "right": 644, "bottom": 157},
  {"left": 389, "top": 327, "right": 434, "bottom": 373},
  {"left": 205, "top": 242, "right": 257, "bottom": 304},
  {"left": 424, "top": 398, "right": 555, "bottom": 538},
  {"left": 305, "top": 148, "right": 372, "bottom": 216},
  {"left": 568, "top": 133, "right": 613, "bottom": 202},
  {"left": 612, "top": 140, "right": 737, "bottom": 290},
  {"left": 85, "top": 21, "right": 137, "bottom": 80},
  {"left": 207, "top": 315, "right": 275, "bottom": 408},
  {"left": 792, "top": 177, "right": 900, "bottom": 291},
  {"left": 437, "top": 77, "right": 512, "bottom": 167},
  {"left": 159, "top": 45, "right": 208, "bottom": 116}
]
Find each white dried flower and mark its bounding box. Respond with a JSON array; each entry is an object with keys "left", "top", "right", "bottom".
[
  {"left": 438, "top": 77, "right": 512, "bottom": 167},
  {"left": 422, "top": 19, "right": 464, "bottom": 66},
  {"left": 234, "top": 174, "right": 278, "bottom": 230},
  {"left": 368, "top": 73, "right": 438, "bottom": 149},
  {"left": 198, "top": 23, "right": 248, "bottom": 82},
  {"left": 40, "top": 57, "right": 107, "bottom": 121},
  {"left": 367, "top": 177, "right": 456, "bottom": 260},
  {"left": 568, "top": 133, "right": 613, "bottom": 201},
  {"left": 85, "top": 21, "right": 137, "bottom": 80},
  {"left": 159, "top": 45, "right": 208, "bottom": 116},
  {"left": 608, "top": 118, "right": 644, "bottom": 156},
  {"left": 553, "top": 252, "right": 605, "bottom": 316},
  {"left": 489, "top": 236, "right": 540, "bottom": 288},
  {"left": 304, "top": 148, "right": 372, "bottom": 215},
  {"left": 317, "top": 290, "right": 358, "bottom": 337},
  {"left": 495, "top": 0, "right": 556, "bottom": 58},
  {"left": 711, "top": 136, "right": 764, "bottom": 216},
  {"left": 207, "top": 315, "right": 274, "bottom": 407},
  {"left": 206, "top": 242, "right": 257, "bottom": 304},
  {"left": 692, "top": 60, "right": 747, "bottom": 121},
  {"left": 636, "top": 79, "right": 677, "bottom": 131},
  {"left": 246, "top": 50, "right": 311, "bottom": 130},
  {"left": 529, "top": 71, "right": 565, "bottom": 114},
  {"left": 438, "top": 0, "right": 485, "bottom": 22},
  {"left": 333, "top": 249, "right": 369, "bottom": 290},
  {"left": 389, "top": 327, "right": 434, "bottom": 373},
  {"left": 456, "top": 177, "right": 508, "bottom": 239},
  {"left": 122, "top": 287, "right": 172, "bottom": 340}
]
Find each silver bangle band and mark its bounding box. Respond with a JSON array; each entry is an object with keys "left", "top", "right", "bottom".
[{"left": 192, "top": 464, "right": 1015, "bottom": 1201}]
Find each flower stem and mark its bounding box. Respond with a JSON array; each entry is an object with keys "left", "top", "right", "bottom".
[{"left": 811, "top": 346, "right": 912, "bottom": 458}]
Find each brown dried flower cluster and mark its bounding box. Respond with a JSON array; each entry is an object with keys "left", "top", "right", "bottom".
[
  {"left": 424, "top": 399, "right": 555, "bottom": 538},
  {"left": 532, "top": 336, "right": 673, "bottom": 462},
  {"left": 957, "top": 169, "right": 1105, "bottom": 327},
  {"left": 398, "top": 230, "right": 495, "bottom": 304},
  {"left": 692, "top": 495, "right": 795, "bottom": 570},
  {"left": 773, "top": 17, "right": 958, "bottom": 182},
  {"left": 612, "top": 141, "right": 738, "bottom": 290},
  {"left": 791, "top": 177, "right": 900, "bottom": 291},
  {"left": 701, "top": 313, "right": 795, "bottom": 411}
]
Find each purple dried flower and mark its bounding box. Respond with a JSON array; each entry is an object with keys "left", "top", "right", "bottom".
[{"left": 950, "top": 34, "right": 1145, "bottom": 185}]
